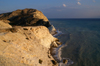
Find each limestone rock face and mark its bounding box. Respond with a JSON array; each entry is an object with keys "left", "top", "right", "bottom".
[
  {"left": 0, "top": 8, "right": 51, "bottom": 27},
  {"left": 0, "top": 25, "right": 58, "bottom": 66},
  {"left": 0, "top": 9, "right": 59, "bottom": 66}
]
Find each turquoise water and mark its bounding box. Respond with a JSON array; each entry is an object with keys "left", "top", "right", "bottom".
[{"left": 49, "top": 19, "right": 100, "bottom": 66}]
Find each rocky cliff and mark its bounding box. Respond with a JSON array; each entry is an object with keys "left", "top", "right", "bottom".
[
  {"left": 0, "top": 9, "right": 59, "bottom": 66},
  {"left": 0, "top": 8, "right": 51, "bottom": 27},
  {"left": 0, "top": 21, "right": 58, "bottom": 66}
]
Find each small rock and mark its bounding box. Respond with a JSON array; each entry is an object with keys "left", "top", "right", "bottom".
[
  {"left": 51, "top": 41, "right": 58, "bottom": 48},
  {"left": 56, "top": 41, "right": 62, "bottom": 45},
  {"left": 55, "top": 39, "right": 59, "bottom": 41},
  {"left": 63, "top": 59, "right": 68, "bottom": 64}
]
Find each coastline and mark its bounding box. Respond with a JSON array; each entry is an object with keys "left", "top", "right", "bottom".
[
  {"left": 51, "top": 30, "right": 74, "bottom": 66},
  {"left": 0, "top": 8, "right": 73, "bottom": 66}
]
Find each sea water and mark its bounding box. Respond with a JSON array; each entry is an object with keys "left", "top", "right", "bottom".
[{"left": 49, "top": 19, "right": 100, "bottom": 66}]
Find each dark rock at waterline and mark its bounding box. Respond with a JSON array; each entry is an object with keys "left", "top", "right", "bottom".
[
  {"left": 56, "top": 41, "right": 62, "bottom": 45},
  {"left": 51, "top": 41, "right": 58, "bottom": 48},
  {"left": 0, "top": 8, "right": 51, "bottom": 27},
  {"left": 63, "top": 59, "right": 68, "bottom": 64}
]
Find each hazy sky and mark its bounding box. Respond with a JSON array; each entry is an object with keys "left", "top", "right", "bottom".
[{"left": 0, "top": 0, "right": 100, "bottom": 18}]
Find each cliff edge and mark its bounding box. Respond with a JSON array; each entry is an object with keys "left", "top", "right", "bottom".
[{"left": 0, "top": 9, "right": 59, "bottom": 66}]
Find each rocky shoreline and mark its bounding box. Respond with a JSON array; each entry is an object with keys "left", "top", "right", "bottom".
[
  {"left": 0, "top": 8, "right": 69, "bottom": 66},
  {"left": 50, "top": 30, "right": 74, "bottom": 66}
]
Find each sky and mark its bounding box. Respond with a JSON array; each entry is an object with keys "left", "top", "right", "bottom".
[{"left": 0, "top": 0, "right": 100, "bottom": 18}]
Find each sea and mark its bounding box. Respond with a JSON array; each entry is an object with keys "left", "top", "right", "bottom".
[{"left": 49, "top": 19, "right": 100, "bottom": 66}]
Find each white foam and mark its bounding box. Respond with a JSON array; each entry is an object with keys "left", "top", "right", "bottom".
[{"left": 52, "top": 30, "right": 74, "bottom": 66}]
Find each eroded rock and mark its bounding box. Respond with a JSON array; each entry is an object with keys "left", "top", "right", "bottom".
[
  {"left": 0, "top": 8, "right": 51, "bottom": 27},
  {"left": 0, "top": 25, "right": 58, "bottom": 66},
  {"left": 51, "top": 41, "right": 58, "bottom": 48},
  {"left": 56, "top": 41, "right": 62, "bottom": 45},
  {"left": 0, "top": 9, "right": 59, "bottom": 66}
]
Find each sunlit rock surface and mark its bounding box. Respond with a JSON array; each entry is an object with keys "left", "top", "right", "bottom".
[
  {"left": 0, "top": 9, "right": 58, "bottom": 66},
  {"left": 0, "top": 20, "right": 12, "bottom": 28},
  {"left": 0, "top": 25, "right": 58, "bottom": 66}
]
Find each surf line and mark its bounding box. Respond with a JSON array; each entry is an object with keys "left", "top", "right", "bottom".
[{"left": 51, "top": 30, "right": 74, "bottom": 66}]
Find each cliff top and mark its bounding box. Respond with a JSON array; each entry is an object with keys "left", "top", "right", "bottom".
[{"left": 0, "top": 8, "right": 51, "bottom": 27}]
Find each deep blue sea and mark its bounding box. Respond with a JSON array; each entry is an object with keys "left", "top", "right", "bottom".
[{"left": 49, "top": 19, "right": 100, "bottom": 66}]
